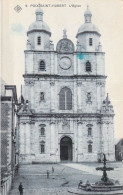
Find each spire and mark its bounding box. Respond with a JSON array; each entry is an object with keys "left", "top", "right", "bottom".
[
  {"left": 84, "top": 5, "right": 92, "bottom": 23},
  {"left": 103, "top": 93, "right": 110, "bottom": 106},
  {"left": 105, "top": 93, "right": 110, "bottom": 105},
  {"left": 63, "top": 29, "right": 67, "bottom": 39},
  {"left": 35, "top": 7, "right": 43, "bottom": 21}
]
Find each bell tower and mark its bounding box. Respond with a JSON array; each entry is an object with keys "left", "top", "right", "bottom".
[
  {"left": 76, "top": 6, "right": 101, "bottom": 52},
  {"left": 26, "top": 8, "right": 51, "bottom": 51}
]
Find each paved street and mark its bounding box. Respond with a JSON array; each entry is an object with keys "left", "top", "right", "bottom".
[{"left": 9, "top": 162, "right": 123, "bottom": 195}]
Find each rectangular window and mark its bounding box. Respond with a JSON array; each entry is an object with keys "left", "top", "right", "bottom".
[
  {"left": 37, "top": 37, "right": 41, "bottom": 45},
  {"left": 88, "top": 128, "right": 92, "bottom": 136},
  {"left": 88, "top": 144, "right": 92, "bottom": 153},
  {"left": 40, "top": 92, "right": 44, "bottom": 101},
  {"left": 41, "top": 144, "right": 45, "bottom": 153},
  {"left": 89, "top": 38, "right": 93, "bottom": 46}
]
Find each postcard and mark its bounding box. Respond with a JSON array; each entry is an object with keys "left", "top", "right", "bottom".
[{"left": 1, "top": 0, "right": 123, "bottom": 195}]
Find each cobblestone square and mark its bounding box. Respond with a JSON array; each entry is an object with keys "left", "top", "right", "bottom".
[{"left": 9, "top": 162, "right": 123, "bottom": 195}]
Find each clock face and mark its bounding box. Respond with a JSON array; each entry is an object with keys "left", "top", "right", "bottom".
[{"left": 59, "top": 57, "right": 72, "bottom": 70}]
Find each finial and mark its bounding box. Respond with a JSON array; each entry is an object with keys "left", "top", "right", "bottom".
[
  {"left": 35, "top": 8, "right": 43, "bottom": 21},
  {"left": 63, "top": 29, "right": 67, "bottom": 39},
  {"left": 84, "top": 5, "right": 92, "bottom": 23},
  {"left": 105, "top": 93, "right": 110, "bottom": 105},
  {"left": 106, "top": 93, "right": 109, "bottom": 101}
]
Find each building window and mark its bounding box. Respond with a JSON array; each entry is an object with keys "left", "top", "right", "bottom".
[
  {"left": 39, "top": 60, "right": 45, "bottom": 71},
  {"left": 88, "top": 128, "right": 92, "bottom": 136},
  {"left": 88, "top": 144, "right": 92, "bottom": 153},
  {"left": 86, "top": 61, "right": 91, "bottom": 72},
  {"left": 41, "top": 127, "right": 45, "bottom": 136},
  {"left": 89, "top": 38, "right": 93, "bottom": 46},
  {"left": 37, "top": 36, "right": 41, "bottom": 45},
  {"left": 40, "top": 141, "right": 45, "bottom": 153},
  {"left": 59, "top": 87, "right": 72, "bottom": 110},
  {"left": 40, "top": 92, "right": 44, "bottom": 101}
]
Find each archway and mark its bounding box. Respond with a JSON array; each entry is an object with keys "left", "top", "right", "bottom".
[{"left": 60, "top": 136, "right": 72, "bottom": 161}]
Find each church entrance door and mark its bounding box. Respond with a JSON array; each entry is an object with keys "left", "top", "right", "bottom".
[{"left": 60, "top": 136, "right": 72, "bottom": 161}]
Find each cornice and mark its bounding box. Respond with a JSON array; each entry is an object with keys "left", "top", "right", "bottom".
[
  {"left": 27, "top": 29, "right": 51, "bottom": 36},
  {"left": 24, "top": 50, "right": 105, "bottom": 55},
  {"left": 23, "top": 74, "right": 107, "bottom": 79},
  {"left": 18, "top": 113, "right": 101, "bottom": 118}
]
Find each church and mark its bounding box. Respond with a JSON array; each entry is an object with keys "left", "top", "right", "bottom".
[{"left": 17, "top": 6, "right": 115, "bottom": 163}]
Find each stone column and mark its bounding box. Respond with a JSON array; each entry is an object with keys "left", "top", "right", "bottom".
[
  {"left": 19, "top": 123, "right": 25, "bottom": 154},
  {"left": 77, "top": 81, "right": 82, "bottom": 112},
  {"left": 96, "top": 82, "right": 101, "bottom": 110},
  {"left": 77, "top": 57, "right": 81, "bottom": 75},
  {"left": 74, "top": 54, "right": 77, "bottom": 75},
  {"left": 51, "top": 52, "right": 55, "bottom": 74},
  {"left": 50, "top": 81, "right": 55, "bottom": 112},
  {"left": 26, "top": 123, "right": 30, "bottom": 154},
  {"left": 55, "top": 53, "right": 57, "bottom": 74},
  {"left": 77, "top": 121, "right": 83, "bottom": 156},
  {"left": 50, "top": 121, "right": 56, "bottom": 155},
  {"left": 74, "top": 81, "right": 77, "bottom": 112}
]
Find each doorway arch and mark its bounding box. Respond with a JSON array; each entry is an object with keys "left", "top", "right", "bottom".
[{"left": 60, "top": 136, "right": 72, "bottom": 161}]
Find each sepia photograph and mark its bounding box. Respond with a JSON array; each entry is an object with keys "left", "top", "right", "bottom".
[{"left": 1, "top": 0, "right": 123, "bottom": 194}]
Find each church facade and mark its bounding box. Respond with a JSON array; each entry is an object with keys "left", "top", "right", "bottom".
[{"left": 18, "top": 7, "right": 115, "bottom": 163}]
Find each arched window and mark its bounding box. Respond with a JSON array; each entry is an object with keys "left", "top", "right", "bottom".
[
  {"left": 39, "top": 60, "right": 45, "bottom": 71},
  {"left": 59, "top": 87, "right": 72, "bottom": 110},
  {"left": 88, "top": 128, "right": 92, "bottom": 136},
  {"left": 40, "top": 141, "right": 45, "bottom": 153},
  {"left": 86, "top": 61, "right": 91, "bottom": 72},
  {"left": 41, "top": 127, "right": 45, "bottom": 136},
  {"left": 37, "top": 36, "right": 41, "bottom": 45},
  {"left": 88, "top": 144, "right": 92, "bottom": 153}
]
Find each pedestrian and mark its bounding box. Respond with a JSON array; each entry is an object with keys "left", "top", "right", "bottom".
[
  {"left": 52, "top": 166, "right": 54, "bottom": 173},
  {"left": 18, "top": 182, "right": 24, "bottom": 195},
  {"left": 16, "top": 164, "right": 19, "bottom": 174},
  {"left": 47, "top": 170, "right": 49, "bottom": 179},
  {"left": 78, "top": 180, "right": 82, "bottom": 189}
]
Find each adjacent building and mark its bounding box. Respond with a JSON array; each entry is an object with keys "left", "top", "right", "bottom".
[
  {"left": 1, "top": 79, "right": 18, "bottom": 195},
  {"left": 115, "top": 139, "right": 123, "bottom": 161},
  {"left": 18, "top": 6, "right": 115, "bottom": 163}
]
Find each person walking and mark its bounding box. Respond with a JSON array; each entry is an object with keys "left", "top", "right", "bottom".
[
  {"left": 18, "top": 182, "right": 24, "bottom": 195},
  {"left": 47, "top": 170, "right": 49, "bottom": 179},
  {"left": 52, "top": 166, "right": 54, "bottom": 173}
]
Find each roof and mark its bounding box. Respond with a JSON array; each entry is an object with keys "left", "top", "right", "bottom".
[{"left": 76, "top": 23, "right": 100, "bottom": 38}]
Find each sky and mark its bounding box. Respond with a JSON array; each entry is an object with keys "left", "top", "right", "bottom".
[{"left": 1, "top": 0, "right": 123, "bottom": 139}]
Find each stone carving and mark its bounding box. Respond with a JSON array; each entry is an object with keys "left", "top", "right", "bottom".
[
  {"left": 40, "top": 92, "right": 44, "bottom": 101},
  {"left": 62, "top": 119, "right": 70, "bottom": 131},
  {"left": 101, "top": 94, "right": 114, "bottom": 114},
  {"left": 62, "top": 119, "right": 69, "bottom": 126},
  {"left": 77, "top": 121, "right": 83, "bottom": 125},
  {"left": 25, "top": 80, "right": 34, "bottom": 86},
  {"left": 76, "top": 81, "right": 82, "bottom": 86},
  {"left": 86, "top": 124, "right": 93, "bottom": 127},
  {"left": 86, "top": 92, "right": 92, "bottom": 104},
  {"left": 56, "top": 39, "right": 74, "bottom": 53},
  {"left": 39, "top": 124, "right": 46, "bottom": 127},
  {"left": 50, "top": 121, "right": 55, "bottom": 125},
  {"left": 96, "top": 81, "right": 105, "bottom": 87},
  {"left": 50, "top": 81, "right": 55, "bottom": 86},
  {"left": 44, "top": 41, "right": 50, "bottom": 49}
]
